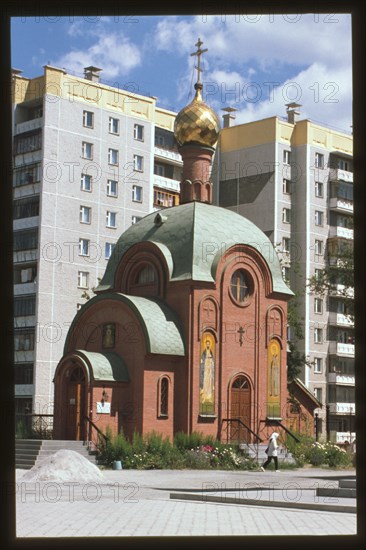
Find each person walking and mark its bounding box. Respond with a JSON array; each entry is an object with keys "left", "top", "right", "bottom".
[{"left": 260, "top": 432, "right": 280, "bottom": 472}]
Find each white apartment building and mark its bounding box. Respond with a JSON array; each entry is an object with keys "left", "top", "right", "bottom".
[
  {"left": 214, "top": 106, "right": 354, "bottom": 443},
  {"left": 12, "top": 65, "right": 182, "bottom": 426}
]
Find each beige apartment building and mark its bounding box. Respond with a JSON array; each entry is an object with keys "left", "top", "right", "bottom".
[{"left": 12, "top": 65, "right": 182, "bottom": 424}]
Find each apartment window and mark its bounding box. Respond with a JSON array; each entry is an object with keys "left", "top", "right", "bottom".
[
  {"left": 282, "top": 266, "right": 290, "bottom": 282},
  {"left": 13, "top": 163, "right": 41, "bottom": 187},
  {"left": 314, "top": 268, "right": 323, "bottom": 281},
  {"left": 282, "top": 237, "right": 290, "bottom": 253},
  {"left": 314, "top": 298, "right": 323, "bottom": 314},
  {"left": 14, "top": 330, "right": 35, "bottom": 351},
  {"left": 131, "top": 216, "right": 142, "bottom": 225},
  {"left": 79, "top": 238, "right": 90, "bottom": 256},
  {"left": 314, "top": 327, "right": 323, "bottom": 343},
  {"left": 314, "top": 239, "right": 323, "bottom": 256},
  {"left": 81, "top": 173, "right": 92, "bottom": 192},
  {"left": 77, "top": 271, "right": 89, "bottom": 288},
  {"left": 106, "top": 211, "right": 117, "bottom": 228},
  {"left": 314, "top": 358, "right": 323, "bottom": 374},
  {"left": 83, "top": 110, "right": 94, "bottom": 128},
  {"left": 14, "top": 364, "right": 34, "bottom": 385},
  {"left": 154, "top": 164, "right": 165, "bottom": 177},
  {"left": 82, "top": 142, "right": 93, "bottom": 160},
  {"left": 282, "top": 208, "right": 291, "bottom": 223},
  {"left": 108, "top": 148, "right": 119, "bottom": 166},
  {"left": 315, "top": 153, "right": 324, "bottom": 169},
  {"left": 14, "top": 264, "right": 37, "bottom": 284},
  {"left": 13, "top": 196, "right": 40, "bottom": 219},
  {"left": 314, "top": 388, "right": 323, "bottom": 403},
  {"left": 132, "top": 185, "right": 143, "bottom": 202},
  {"left": 13, "top": 229, "right": 38, "bottom": 251},
  {"left": 14, "top": 295, "right": 36, "bottom": 317},
  {"left": 107, "top": 179, "right": 118, "bottom": 197},
  {"left": 14, "top": 130, "right": 42, "bottom": 155},
  {"left": 109, "top": 117, "right": 119, "bottom": 135},
  {"left": 338, "top": 158, "right": 350, "bottom": 171},
  {"left": 134, "top": 124, "right": 144, "bottom": 141},
  {"left": 315, "top": 181, "right": 324, "bottom": 198},
  {"left": 283, "top": 150, "right": 291, "bottom": 164},
  {"left": 105, "top": 242, "right": 116, "bottom": 259},
  {"left": 283, "top": 178, "right": 291, "bottom": 194},
  {"left": 133, "top": 155, "right": 143, "bottom": 171},
  {"left": 155, "top": 134, "right": 165, "bottom": 147},
  {"left": 315, "top": 210, "right": 324, "bottom": 226},
  {"left": 79, "top": 206, "right": 91, "bottom": 224}
]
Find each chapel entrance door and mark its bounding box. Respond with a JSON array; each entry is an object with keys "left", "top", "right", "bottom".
[
  {"left": 230, "top": 375, "right": 251, "bottom": 443},
  {"left": 65, "top": 366, "right": 86, "bottom": 440}
]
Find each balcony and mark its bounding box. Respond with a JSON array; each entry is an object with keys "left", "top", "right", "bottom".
[
  {"left": 329, "top": 197, "right": 353, "bottom": 214},
  {"left": 328, "top": 402, "right": 355, "bottom": 414},
  {"left": 327, "top": 373, "right": 355, "bottom": 385},
  {"left": 330, "top": 284, "right": 354, "bottom": 298},
  {"left": 14, "top": 282, "right": 37, "bottom": 296},
  {"left": 154, "top": 175, "right": 180, "bottom": 193},
  {"left": 154, "top": 146, "right": 182, "bottom": 165},
  {"left": 329, "top": 342, "right": 354, "bottom": 357},
  {"left": 335, "top": 432, "right": 356, "bottom": 444},
  {"left": 14, "top": 117, "right": 43, "bottom": 136},
  {"left": 328, "top": 312, "right": 354, "bottom": 327},
  {"left": 329, "top": 226, "right": 353, "bottom": 240},
  {"left": 329, "top": 168, "right": 353, "bottom": 184},
  {"left": 14, "top": 250, "right": 38, "bottom": 264},
  {"left": 15, "top": 384, "right": 34, "bottom": 396}
]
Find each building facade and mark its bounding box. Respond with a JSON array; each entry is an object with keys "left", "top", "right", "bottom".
[
  {"left": 12, "top": 65, "right": 182, "bottom": 425},
  {"left": 214, "top": 108, "right": 354, "bottom": 443}
]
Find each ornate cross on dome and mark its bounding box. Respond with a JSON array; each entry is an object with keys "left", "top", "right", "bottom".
[{"left": 191, "top": 38, "right": 208, "bottom": 84}]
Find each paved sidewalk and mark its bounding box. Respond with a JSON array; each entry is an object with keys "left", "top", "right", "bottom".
[{"left": 15, "top": 468, "right": 358, "bottom": 537}]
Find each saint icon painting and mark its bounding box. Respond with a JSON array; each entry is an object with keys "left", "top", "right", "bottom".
[{"left": 200, "top": 332, "right": 215, "bottom": 415}]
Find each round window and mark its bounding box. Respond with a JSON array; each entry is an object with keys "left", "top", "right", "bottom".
[{"left": 230, "top": 270, "right": 252, "bottom": 304}]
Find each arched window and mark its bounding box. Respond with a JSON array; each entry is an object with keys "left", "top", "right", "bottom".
[
  {"left": 129, "top": 263, "right": 158, "bottom": 297},
  {"left": 193, "top": 182, "right": 201, "bottom": 201},
  {"left": 232, "top": 375, "right": 249, "bottom": 389},
  {"left": 230, "top": 270, "right": 252, "bottom": 304},
  {"left": 137, "top": 264, "right": 156, "bottom": 284},
  {"left": 158, "top": 376, "right": 169, "bottom": 418}
]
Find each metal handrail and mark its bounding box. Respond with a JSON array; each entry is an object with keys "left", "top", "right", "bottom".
[
  {"left": 83, "top": 415, "right": 109, "bottom": 445},
  {"left": 273, "top": 419, "right": 300, "bottom": 443},
  {"left": 222, "top": 418, "right": 263, "bottom": 443}
]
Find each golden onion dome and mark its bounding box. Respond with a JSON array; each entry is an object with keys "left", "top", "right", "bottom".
[{"left": 174, "top": 84, "right": 221, "bottom": 148}]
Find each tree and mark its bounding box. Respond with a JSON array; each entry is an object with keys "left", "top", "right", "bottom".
[
  {"left": 287, "top": 293, "right": 310, "bottom": 382},
  {"left": 307, "top": 238, "right": 354, "bottom": 321}
]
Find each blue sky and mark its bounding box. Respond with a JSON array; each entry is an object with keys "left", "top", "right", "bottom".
[{"left": 11, "top": 14, "right": 352, "bottom": 132}]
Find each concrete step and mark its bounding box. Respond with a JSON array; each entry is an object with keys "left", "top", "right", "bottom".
[
  {"left": 317, "top": 487, "right": 356, "bottom": 498},
  {"left": 339, "top": 479, "right": 356, "bottom": 489},
  {"left": 15, "top": 439, "right": 97, "bottom": 469}
]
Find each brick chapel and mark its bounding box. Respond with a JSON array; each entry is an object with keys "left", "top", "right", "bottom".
[{"left": 53, "top": 41, "right": 317, "bottom": 443}]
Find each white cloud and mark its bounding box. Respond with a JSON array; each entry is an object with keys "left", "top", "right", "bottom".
[
  {"left": 234, "top": 62, "right": 352, "bottom": 133},
  {"left": 52, "top": 32, "right": 141, "bottom": 79},
  {"left": 153, "top": 14, "right": 352, "bottom": 131}
]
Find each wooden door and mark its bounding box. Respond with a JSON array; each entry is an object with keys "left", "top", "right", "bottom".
[
  {"left": 65, "top": 367, "right": 85, "bottom": 440},
  {"left": 230, "top": 376, "right": 251, "bottom": 443}
]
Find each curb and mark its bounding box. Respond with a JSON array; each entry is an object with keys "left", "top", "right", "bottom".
[{"left": 169, "top": 492, "right": 357, "bottom": 514}]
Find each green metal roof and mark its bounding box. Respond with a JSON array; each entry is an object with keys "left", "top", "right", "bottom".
[
  {"left": 64, "top": 294, "right": 185, "bottom": 357},
  {"left": 76, "top": 350, "right": 129, "bottom": 382},
  {"left": 97, "top": 202, "right": 293, "bottom": 296}
]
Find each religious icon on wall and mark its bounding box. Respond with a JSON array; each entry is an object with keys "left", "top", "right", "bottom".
[
  {"left": 267, "top": 338, "right": 281, "bottom": 417},
  {"left": 102, "top": 323, "right": 115, "bottom": 349},
  {"left": 200, "top": 332, "right": 215, "bottom": 415}
]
